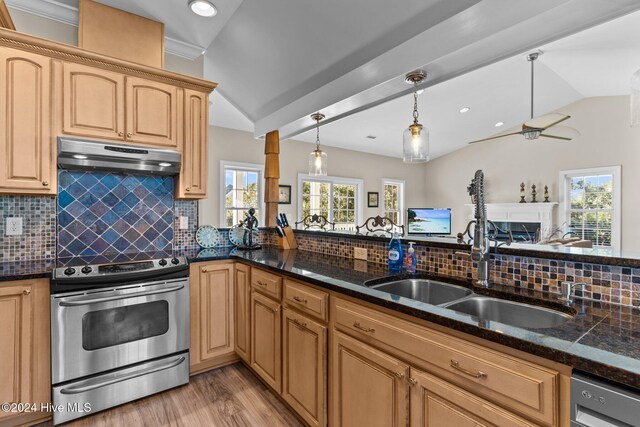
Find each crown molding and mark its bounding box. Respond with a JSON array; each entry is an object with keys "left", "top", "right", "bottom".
[{"left": 6, "top": 0, "right": 205, "bottom": 60}]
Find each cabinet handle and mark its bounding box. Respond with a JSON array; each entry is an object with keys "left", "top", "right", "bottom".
[
  {"left": 450, "top": 359, "right": 487, "bottom": 379},
  {"left": 292, "top": 318, "right": 307, "bottom": 328},
  {"left": 395, "top": 372, "right": 405, "bottom": 379},
  {"left": 408, "top": 377, "right": 418, "bottom": 386},
  {"left": 118, "top": 132, "right": 124, "bottom": 137},
  {"left": 23, "top": 289, "right": 31, "bottom": 295},
  {"left": 257, "top": 281, "right": 268, "bottom": 287},
  {"left": 126, "top": 133, "right": 132, "bottom": 138},
  {"left": 353, "top": 321, "right": 375, "bottom": 333},
  {"left": 42, "top": 181, "right": 49, "bottom": 186},
  {"left": 201, "top": 268, "right": 208, "bottom": 273},
  {"left": 274, "top": 306, "right": 280, "bottom": 313},
  {"left": 186, "top": 187, "right": 191, "bottom": 192},
  {"left": 293, "top": 296, "right": 308, "bottom": 304}
]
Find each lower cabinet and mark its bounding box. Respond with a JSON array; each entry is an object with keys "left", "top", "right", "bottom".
[
  {"left": 409, "top": 368, "right": 536, "bottom": 427},
  {"left": 234, "top": 263, "right": 251, "bottom": 363},
  {"left": 250, "top": 290, "right": 282, "bottom": 392},
  {"left": 190, "top": 262, "right": 237, "bottom": 373},
  {"left": 331, "top": 331, "right": 409, "bottom": 427},
  {"left": 282, "top": 308, "right": 326, "bottom": 427},
  {"left": 0, "top": 279, "right": 51, "bottom": 426}
]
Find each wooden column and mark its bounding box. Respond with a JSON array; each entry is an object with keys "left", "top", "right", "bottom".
[{"left": 264, "top": 130, "right": 280, "bottom": 227}]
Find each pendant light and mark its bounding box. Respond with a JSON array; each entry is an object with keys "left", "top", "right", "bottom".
[
  {"left": 631, "top": 67, "right": 640, "bottom": 127},
  {"left": 309, "top": 112, "right": 327, "bottom": 176},
  {"left": 403, "top": 70, "right": 429, "bottom": 163}
]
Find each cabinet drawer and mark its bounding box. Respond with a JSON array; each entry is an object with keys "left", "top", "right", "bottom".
[
  {"left": 251, "top": 268, "right": 282, "bottom": 299},
  {"left": 284, "top": 279, "right": 328, "bottom": 322},
  {"left": 333, "top": 298, "right": 559, "bottom": 426}
]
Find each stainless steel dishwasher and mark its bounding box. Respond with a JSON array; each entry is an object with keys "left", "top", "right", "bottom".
[{"left": 571, "top": 373, "right": 640, "bottom": 426}]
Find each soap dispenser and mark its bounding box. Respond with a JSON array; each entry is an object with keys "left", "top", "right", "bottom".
[
  {"left": 388, "top": 233, "right": 404, "bottom": 273},
  {"left": 406, "top": 242, "right": 417, "bottom": 273}
]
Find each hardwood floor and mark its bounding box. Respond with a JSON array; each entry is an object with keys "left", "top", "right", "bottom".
[{"left": 38, "top": 363, "right": 304, "bottom": 427}]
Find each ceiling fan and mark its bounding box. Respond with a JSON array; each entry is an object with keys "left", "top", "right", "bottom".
[{"left": 469, "top": 51, "right": 579, "bottom": 145}]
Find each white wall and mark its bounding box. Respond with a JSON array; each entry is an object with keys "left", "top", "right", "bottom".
[
  {"left": 199, "top": 126, "right": 428, "bottom": 227},
  {"left": 423, "top": 95, "right": 640, "bottom": 251}
]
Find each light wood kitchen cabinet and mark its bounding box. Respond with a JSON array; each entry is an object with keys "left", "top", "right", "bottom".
[
  {"left": 0, "top": 279, "right": 51, "bottom": 426},
  {"left": 282, "top": 308, "right": 326, "bottom": 427},
  {"left": 331, "top": 331, "right": 409, "bottom": 427},
  {"left": 176, "top": 89, "right": 208, "bottom": 198},
  {"left": 250, "top": 290, "right": 282, "bottom": 393},
  {"left": 62, "top": 62, "right": 126, "bottom": 141},
  {"left": 125, "top": 76, "right": 178, "bottom": 148},
  {"left": 409, "top": 368, "right": 535, "bottom": 427},
  {"left": 0, "top": 48, "right": 54, "bottom": 194},
  {"left": 189, "top": 262, "right": 237, "bottom": 374},
  {"left": 234, "top": 263, "right": 251, "bottom": 362}
]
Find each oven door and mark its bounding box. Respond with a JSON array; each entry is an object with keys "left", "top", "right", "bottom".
[{"left": 51, "top": 278, "right": 189, "bottom": 384}]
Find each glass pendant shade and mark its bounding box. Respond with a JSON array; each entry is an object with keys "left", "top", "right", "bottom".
[
  {"left": 403, "top": 123, "right": 429, "bottom": 163},
  {"left": 631, "top": 68, "right": 640, "bottom": 127},
  {"left": 309, "top": 148, "right": 327, "bottom": 176}
]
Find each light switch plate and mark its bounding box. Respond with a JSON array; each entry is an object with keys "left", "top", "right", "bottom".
[
  {"left": 179, "top": 216, "right": 188, "bottom": 230},
  {"left": 354, "top": 247, "right": 367, "bottom": 261},
  {"left": 6, "top": 217, "right": 23, "bottom": 236}
]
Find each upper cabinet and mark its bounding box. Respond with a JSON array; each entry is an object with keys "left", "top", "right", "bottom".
[
  {"left": 0, "top": 48, "right": 54, "bottom": 194},
  {"left": 63, "top": 63, "right": 126, "bottom": 141},
  {"left": 125, "top": 77, "right": 178, "bottom": 148},
  {"left": 176, "top": 89, "right": 208, "bottom": 198}
]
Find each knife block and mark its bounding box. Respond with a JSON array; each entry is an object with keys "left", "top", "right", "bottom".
[{"left": 278, "top": 226, "right": 298, "bottom": 250}]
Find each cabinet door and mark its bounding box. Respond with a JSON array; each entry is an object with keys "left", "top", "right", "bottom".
[
  {"left": 197, "top": 263, "right": 235, "bottom": 363},
  {"left": 176, "top": 89, "right": 208, "bottom": 198},
  {"left": 0, "top": 280, "right": 50, "bottom": 425},
  {"left": 125, "top": 77, "right": 178, "bottom": 148},
  {"left": 62, "top": 62, "right": 125, "bottom": 141},
  {"left": 234, "top": 263, "right": 251, "bottom": 362},
  {"left": 331, "top": 331, "right": 409, "bottom": 427},
  {"left": 250, "top": 291, "right": 282, "bottom": 393},
  {"left": 282, "top": 308, "right": 326, "bottom": 427},
  {"left": 409, "top": 368, "right": 535, "bottom": 427},
  {"left": 0, "top": 48, "right": 54, "bottom": 193}
]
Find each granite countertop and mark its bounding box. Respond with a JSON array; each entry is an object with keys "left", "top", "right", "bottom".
[
  {"left": 2, "top": 247, "right": 638, "bottom": 389},
  {"left": 188, "top": 247, "right": 640, "bottom": 390}
]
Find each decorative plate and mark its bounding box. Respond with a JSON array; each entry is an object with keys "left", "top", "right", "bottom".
[
  {"left": 228, "top": 224, "right": 245, "bottom": 247},
  {"left": 196, "top": 248, "right": 220, "bottom": 259},
  {"left": 195, "top": 225, "right": 222, "bottom": 248}
]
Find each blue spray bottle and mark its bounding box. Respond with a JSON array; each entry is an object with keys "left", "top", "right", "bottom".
[{"left": 388, "top": 233, "right": 404, "bottom": 273}]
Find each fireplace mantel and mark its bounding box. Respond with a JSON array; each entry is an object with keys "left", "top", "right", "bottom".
[{"left": 466, "top": 202, "right": 558, "bottom": 238}]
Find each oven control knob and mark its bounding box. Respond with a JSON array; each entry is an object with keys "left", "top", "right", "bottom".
[
  {"left": 64, "top": 267, "right": 76, "bottom": 276},
  {"left": 159, "top": 259, "right": 168, "bottom": 266},
  {"left": 171, "top": 258, "right": 180, "bottom": 265},
  {"left": 81, "top": 265, "right": 93, "bottom": 274}
]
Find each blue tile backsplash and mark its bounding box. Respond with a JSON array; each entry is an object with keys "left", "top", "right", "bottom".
[{"left": 57, "top": 171, "right": 175, "bottom": 258}]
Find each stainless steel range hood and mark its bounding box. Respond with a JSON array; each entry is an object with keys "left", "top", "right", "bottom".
[{"left": 57, "top": 137, "right": 181, "bottom": 176}]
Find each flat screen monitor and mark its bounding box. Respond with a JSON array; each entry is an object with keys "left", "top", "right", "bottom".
[{"left": 407, "top": 208, "right": 451, "bottom": 235}]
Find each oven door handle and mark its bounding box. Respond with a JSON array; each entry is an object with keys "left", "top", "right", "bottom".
[
  {"left": 59, "top": 356, "right": 186, "bottom": 395},
  {"left": 58, "top": 284, "right": 185, "bottom": 306}
]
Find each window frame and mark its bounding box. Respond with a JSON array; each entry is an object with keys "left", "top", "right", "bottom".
[
  {"left": 220, "top": 160, "right": 265, "bottom": 228},
  {"left": 558, "top": 165, "right": 621, "bottom": 251},
  {"left": 381, "top": 178, "right": 405, "bottom": 226},
  {"left": 297, "top": 173, "right": 364, "bottom": 230}
]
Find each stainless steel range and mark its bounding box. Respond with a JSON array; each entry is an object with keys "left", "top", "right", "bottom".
[{"left": 50, "top": 256, "right": 190, "bottom": 425}]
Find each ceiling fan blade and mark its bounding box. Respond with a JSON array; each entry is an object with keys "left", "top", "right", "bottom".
[
  {"left": 525, "top": 113, "right": 570, "bottom": 130},
  {"left": 539, "top": 134, "right": 572, "bottom": 141},
  {"left": 468, "top": 131, "right": 523, "bottom": 144},
  {"left": 543, "top": 125, "right": 580, "bottom": 139}
]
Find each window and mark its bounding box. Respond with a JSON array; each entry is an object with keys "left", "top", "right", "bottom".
[
  {"left": 220, "top": 161, "right": 264, "bottom": 227},
  {"left": 298, "top": 174, "right": 363, "bottom": 231},
  {"left": 382, "top": 179, "right": 405, "bottom": 226},
  {"left": 559, "top": 166, "right": 621, "bottom": 250}
]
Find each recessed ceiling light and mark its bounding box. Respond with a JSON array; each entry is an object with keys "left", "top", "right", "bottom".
[
  {"left": 72, "top": 154, "right": 88, "bottom": 159},
  {"left": 459, "top": 107, "right": 470, "bottom": 114},
  {"left": 494, "top": 121, "right": 504, "bottom": 127},
  {"left": 158, "top": 162, "right": 172, "bottom": 167},
  {"left": 188, "top": 0, "right": 217, "bottom": 17},
  {"left": 416, "top": 89, "right": 425, "bottom": 95}
]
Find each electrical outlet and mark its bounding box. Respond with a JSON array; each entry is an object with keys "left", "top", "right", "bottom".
[
  {"left": 179, "top": 216, "right": 189, "bottom": 230},
  {"left": 354, "top": 247, "right": 367, "bottom": 261},
  {"left": 6, "top": 217, "right": 23, "bottom": 236}
]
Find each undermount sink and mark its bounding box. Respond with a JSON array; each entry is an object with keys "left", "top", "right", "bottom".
[
  {"left": 369, "top": 279, "right": 473, "bottom": 306},
  {"left": 442, "top": 296, "right": 573, "bottom": 329}
]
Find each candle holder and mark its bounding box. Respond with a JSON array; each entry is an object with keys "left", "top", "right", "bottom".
[
  {"left": 544, "top": 185, "right": 550, "bottom": 203},
  {"left": 519, "top": 182, "right": 526, "bottom": 203},
  {"left": 531, "top": 184, "right": 538, "bottom": 203}
]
